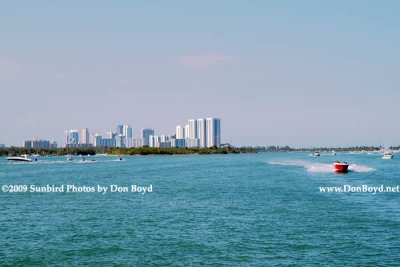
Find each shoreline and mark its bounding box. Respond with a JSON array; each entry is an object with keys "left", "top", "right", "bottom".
[
  {"left": 0, "top": 147, "right": 258, "bottom": 157},
  {"left": 1, "top": 146, "right": 399, "bottom": 157}
]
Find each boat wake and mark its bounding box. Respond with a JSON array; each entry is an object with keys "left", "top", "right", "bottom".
[
  {"left": 348, "top": 164, "right": 375, "bottom": 173},
  {"left": 268, "top": 160, "right": 375, "bottom": 173}
]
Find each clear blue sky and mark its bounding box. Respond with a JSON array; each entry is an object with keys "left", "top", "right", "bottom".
[{"left": 1, "top": 0, "right": 399, "bottom": 147}]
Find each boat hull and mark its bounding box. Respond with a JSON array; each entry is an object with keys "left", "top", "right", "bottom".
[
  {"left": 333, "top": 163, "right": 349, "bottom": 173},
  {"left": 7, "top": 158, "right": 32, "bottom": 162}
]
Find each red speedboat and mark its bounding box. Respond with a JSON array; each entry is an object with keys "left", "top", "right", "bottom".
[{"left": 333, "top": 162, "right": 349, "bottom": 173}]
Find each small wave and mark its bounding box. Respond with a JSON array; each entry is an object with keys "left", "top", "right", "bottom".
[
  {"left": 268, "top": 160, "right": 375, "bottom": 173},
  {"left": 74, "top": 160, "right": 98, "bottom": 164},
  {"left": 33, "top": 160, "right": 69, "bottom": 164}
]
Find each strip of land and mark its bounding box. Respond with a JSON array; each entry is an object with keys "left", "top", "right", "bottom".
[
  {"left": 0, "top": 147, "right": 257, "bottom": 156},
  {"left": 1, "top": 145, "right": 398, "bottom": 157}
]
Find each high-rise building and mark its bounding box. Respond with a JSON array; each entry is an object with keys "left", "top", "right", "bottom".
[
  {"left": 116, "top": 134, "right": 126, "bottom": 148},
  {"left": 93, "top": 134, "right": 116, "bottom": 147},
  {"left": 65, "top": 129, "right": 79, "bottom": 147},
  {"left": 188, "top": 119, "right": 197, "bottom": 139},
  {"left": 196, "top": 119, "right": 206, "bottom": 148},
  {"left": 110, "top": 124, "right": 132, "bottom": 148},
  {"left": 214, "top": 118, "right": 221, "bottom": 147},
  {"left": 24, "top": 139, "right": 54, "bottom": 149},
  {"left": 32, "top": 139, "right": 51, "bottom": 149},
  {"left": 93, "top": 134, "right": 102, "bottom": 147},
  {"left": 205, "top": 118, "right": 221, "bottom": 147},
  {"left": 149, "top": 135, "right": 160, "bottom": 148},
  {"left": 185, "top": 119, "right": 200, "bottom": 148},
  {"left": 116, "top": 125, "right": 124, "bottom": 136},
  {"left": 123, "top": 124, "right": 133, "bottom": 139},
  {"left": 176, "top": 125, "right": 183, "bottom": 139},
  {"left": 142, "top": 128, "right": 154, "bottom": 146},
  {"left": 81, "top": 128, "right": 90, "bottom": 145},
  {"left": 24, "top": 141, "right": 32, "bottom": 148},
  {"left": 101, "top": 138, "right": 116, "bottom": 147},
  {"left": 184, "top": 124, "right": 189, "bottom": 139}
]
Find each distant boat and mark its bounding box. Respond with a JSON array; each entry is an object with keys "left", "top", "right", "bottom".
[
  {"left": 382, "top": 146, "right": 394, "bottom": 160},
  {"left": 332, "top": 150, "right": 336, "bottom": 156},
  {"left": 7, "top": 154, "right": 33, "bottom": 162},
  {"left": 333, "top": 161, "right": 349, "bottom": 173},
  {"left": 313, "top": 151, "right": 320, "bottom": 157},
  {"left": 66, "top": 155, "right": 73, "bottom": 161},
  {"left": 382, "top": 152, "right": 394, "bottom": 160}
]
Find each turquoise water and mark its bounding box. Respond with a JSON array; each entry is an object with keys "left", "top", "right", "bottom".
[{"left": 1, "top": 152, "right": 399, "bottom": 266}]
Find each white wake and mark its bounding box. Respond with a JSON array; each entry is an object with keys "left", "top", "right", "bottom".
[{"left": 268, "top": 160, "right": 375, "bottom": 173}]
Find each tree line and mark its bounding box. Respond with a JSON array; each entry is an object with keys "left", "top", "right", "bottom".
[
  {"left": 107, "top": 146, "right": 258, "bottom": 155},
  {"left": 0, "top": 146, "right": 257, "bottom": 156},
  {"left": 1, "top": 145, "right": 397, "bottom": 157}
]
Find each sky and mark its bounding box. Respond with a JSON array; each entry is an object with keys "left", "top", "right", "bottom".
[{"left": 1, "top": 0, "right": 400, "bottom": 147}]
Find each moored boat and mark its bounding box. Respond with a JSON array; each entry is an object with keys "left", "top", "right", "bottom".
[{"left": 333, "top": 161, "right": 349, "bottom": 173}]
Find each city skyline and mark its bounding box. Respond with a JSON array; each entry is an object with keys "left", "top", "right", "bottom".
[
  {"left": 1, "top": 1, "right": 400, "bottom": 147},
  {"left": 62, "top": 117, "right": 221, "bottom": 149}
]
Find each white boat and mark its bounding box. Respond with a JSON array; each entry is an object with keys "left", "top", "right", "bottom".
[
  {"left": 66, "top": 154, "right": 73, "bottom": 161},
  {"left": 313, "top": 151, "right": 320, "bottom": 157},
  {"left": 382, "top": 152, "right": 394, "bottom": 160},
  {"left": 332, "top": 150, "right": 336, "bottom": 156},
  {"left": 382, "top": 146, "right": 394, "bottom": 160},
  {"left": 6, "top": 154, "right": 33, "bottom": 162}
]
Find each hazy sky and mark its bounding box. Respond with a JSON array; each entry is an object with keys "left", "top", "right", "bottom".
[{"left": 1, "top": 1, "right": 399, "bottom": 147}]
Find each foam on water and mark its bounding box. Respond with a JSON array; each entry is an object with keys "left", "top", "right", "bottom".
[
  {"left": 74, "top": 160, "right": 98, "bottom": 164},
  {"left": 4, "top": 158, "right": 126, "bottom": 165},
  {"left": 268, "top": 160, "right": 375, "bottom": 173},
  {"left": 348, "top": 164, "right": 375, "bottom": 172}
]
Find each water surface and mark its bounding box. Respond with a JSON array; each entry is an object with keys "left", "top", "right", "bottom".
[{"left": 0, "top": 153, "right": 399, "bottom": 265}]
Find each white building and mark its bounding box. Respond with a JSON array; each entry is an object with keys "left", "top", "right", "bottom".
[
  {"left": 149, "top": 135, "right": 160, "bottom": 148},
  {"left": 123, "top": 124, "right": 133, "bottom": 139},
  {"left": 188, "top": 119, "right": 197, "bottom": 139},
  {"left": 173, "top": 118, "right": 221, "bottom": 148},
  {"left": 196, "top": 119, "right": 206, "bottom": 148},
  {"left": 176, "top": 125, "right": 183, "bottom": 139},
  {"left": 81, "top": 128, "right": 90, "bottom": 145},
  {"left": 184, "top": 124, "right": 189, "bottom": 139},
  {"left": 205, "top": 118, "right": 221, "bottom": 147}
]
